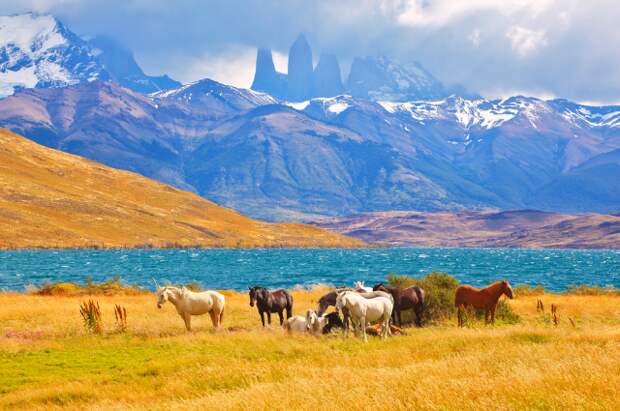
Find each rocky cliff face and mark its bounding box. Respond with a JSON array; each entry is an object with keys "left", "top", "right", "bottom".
[
  {"left": 312, "top": 53, "right": 344, "bottom": 98},
  {"left": 286, "top": 35, "right": 314, "bottom": 101},
  {"left": 251, "top": 48, "right": 287, "bottom": 99}
]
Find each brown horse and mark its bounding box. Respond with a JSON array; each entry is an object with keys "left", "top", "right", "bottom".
[
  {"left": 249, "top": 286, "right": 293, "bottom": 327},
  {"left": 372, "top": 283, "right": 425, "bottom": 327},
  {"left": 455, "top": 280, "right": 514, "bottom": 327}
]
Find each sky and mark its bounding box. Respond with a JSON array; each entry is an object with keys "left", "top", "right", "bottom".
[{"left": 2, "top": 0, "right": 620, "bottom": 103}]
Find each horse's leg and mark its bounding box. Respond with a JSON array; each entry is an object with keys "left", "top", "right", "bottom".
[
  {"left": 362, "top": 316, "right": 368, "bottom": 342},
  {"left": 484, "top": 308, "right": 489, "bottom": 325},
  {"left": 491, "top": 305, "right": 496, "bottom": 324},
  {"left": 260, "top": 310, "right": 265, "bottom": 327},
  {"left": 457, "top": 305, "right": 463, "bottom": 327},
  {"left": 278, "top": 310, "right": 284, "bottom": 326},
  {"left": 397, "top": 309, "right": 403, "bottom": 327},
  {"left": 267, "top": 311, "right": 272, "bottom": 325},
  {"left": 415, "top": 305, "right": 423, "bottom": 327},
  {"left": 183, "top": 313, "right": 191, "bottom": 331}
]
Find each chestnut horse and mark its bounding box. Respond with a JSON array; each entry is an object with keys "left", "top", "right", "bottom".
[
  {"left": 249, "top": 286, "right": 293, "bottom": 326},
  {"left": 455, "top": 280, "right": 514, "bottom": 327}
]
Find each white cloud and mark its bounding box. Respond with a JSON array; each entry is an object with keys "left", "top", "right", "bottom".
[
  {"left": 469, "top": 29, "right": 481, "bottom": 48},
  {"left": 396, "top": 0, "right": 555, "bottom": 27},
  {"left": 506, "top": 26, "right": 547, "bottom": 57}
]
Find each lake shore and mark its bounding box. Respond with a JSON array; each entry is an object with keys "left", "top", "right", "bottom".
[{"left": 1, "top": 287, "right": 619, "bottom": 410}]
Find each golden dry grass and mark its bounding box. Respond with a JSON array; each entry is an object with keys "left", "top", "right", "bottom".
[
  {"left": 0, "top": 129, "right": 363, "bottom": 249},
  {"left": 1, "top": 289, "right": 619, "bottom": 410}
]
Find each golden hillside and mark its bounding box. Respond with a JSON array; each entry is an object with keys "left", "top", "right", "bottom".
[{"left": 0, "top": 129, "right": 364, "bottom": 249}]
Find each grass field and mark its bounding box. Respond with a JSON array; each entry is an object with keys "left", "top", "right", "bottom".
[{"left": 1, "top": 288, "right": 620, "bottom": 410}]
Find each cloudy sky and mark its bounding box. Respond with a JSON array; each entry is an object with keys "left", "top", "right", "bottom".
[{"left": 3, "top": 0, "right": 620, "bottom": 103}]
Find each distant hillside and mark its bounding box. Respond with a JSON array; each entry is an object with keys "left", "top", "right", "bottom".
[
  {"left": 0, "top": 129, "right": 364, "bottom": 249},
  {"left": 315, "top": 210, "right": 620, "bottom": 249}
]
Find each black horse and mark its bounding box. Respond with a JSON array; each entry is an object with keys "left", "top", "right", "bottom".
[
  {"left": 373, "top": 283, "right": 425, "bottom": 327},
  {"left": 248, "top": 286, "right": 293, "bottom": 326}
]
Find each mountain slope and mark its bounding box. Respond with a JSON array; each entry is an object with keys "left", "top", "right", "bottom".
[
  {"left": 315, "top": 210, "right": 620, "bottom": 249},
  {"left": 0, "top": 129, "right": 363, "bottom": 248}
]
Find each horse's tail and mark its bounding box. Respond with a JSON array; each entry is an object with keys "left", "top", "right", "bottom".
[{"left": 286, "top": 292, "right": 293, "bottom": 319}]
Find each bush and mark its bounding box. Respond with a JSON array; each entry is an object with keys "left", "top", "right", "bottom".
[
  {"left": 387, "top": 272, "right": 519, "bottom": 325},
  {"left": 387, "top": 272, "right": 460, "bottom": 324},
  {"left": 30, "top": 277, "right": 145, "bottom": 296}
]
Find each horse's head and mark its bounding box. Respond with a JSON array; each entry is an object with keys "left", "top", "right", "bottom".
[
  {"left": 373, "top": 283, "right": 387, "bottom": 292},
  {"left": 502, "top": 280, "right": 515, "bottom": 299},
  {"left": 335, "top": 291, "right": 349, "bottom": 312},
  {"left": 248, "top": 286, "right": 261, "bottom": 307},
  {"left": 156, "top": 286, "right": 172, "bottom": 309},
  {"left": 305, "top": 309, "right": 318, "bottom": 331}
]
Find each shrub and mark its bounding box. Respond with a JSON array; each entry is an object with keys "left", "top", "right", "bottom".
[
  {"left": 79, "top": 300, "right": 103, "bottom": 334},
  {"left": 387, "top": 272, "right": 460, "bottom": 324}
]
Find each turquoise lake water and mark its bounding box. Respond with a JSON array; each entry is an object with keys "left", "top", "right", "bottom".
[{"left": 0, "top": 248, "right": 619, "bottom": 291}]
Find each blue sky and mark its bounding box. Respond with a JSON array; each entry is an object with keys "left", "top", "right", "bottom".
[{"left": 2, "top": 0, "right": 620, "bottom": 103}]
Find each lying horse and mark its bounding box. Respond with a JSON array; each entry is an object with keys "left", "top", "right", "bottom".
[
  {"left": 455, "top": 280, "right": 514, "bottom": 327},
  {"left": 155, "top": 284, "right": 225, "bottom": 331},
  {"left": 249, "top": 286, "right": 293, "bottom": 326},
  {"left": 321, "top": 312, "right": 345, "bottom": 334},
  {"left": 373, "top": 283, "right": 425, "bottom": 327},
  {"left": 335, "top": 291, "right": 393, "bottom": 341},
  {"left": 283, "top": 309, "right": 317, "bottom": 334}
]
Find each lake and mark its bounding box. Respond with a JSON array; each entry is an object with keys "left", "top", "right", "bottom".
[{"left": 1, "top": 248, "right": 619, "bottom": 292}]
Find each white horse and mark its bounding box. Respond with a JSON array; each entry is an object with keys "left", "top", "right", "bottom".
[
  {"left": 354, "top": 281, "right": 373, "bottom": 292},
  {"left": 283, "top": 309, "right": 328, "bottom": 336},
  {"left": 306, "top": 310, "right": 328, "bottom": 336},
  {"left": 155, "top": 282, "right": 225, "bottom": 331},
  {"left": 335, "top": 291, "right": 393, "bottom": 341}
]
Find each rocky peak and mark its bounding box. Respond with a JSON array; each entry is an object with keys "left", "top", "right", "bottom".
[
  {"left": 287, "top": 34, "right": 314, "bottom": 101},
  {"left": 313, "top": 53, "right": 344, "bottom": 98},
  {"left": 251, "top": 47, "right": 287, "bottom": 99}
]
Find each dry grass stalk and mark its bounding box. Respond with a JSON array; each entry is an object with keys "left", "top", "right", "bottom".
[
  {"left": 551, "top": 303, "right": 559, "bottom": 326},
  {"left": 537, "top": 299, "right": 544, "bottom": 312},
  {"left": 79, "top": 299, "right": 103, "bottom": 334},
  {"left": 114, "top": 304, "right": 127, "bottom": 332}
]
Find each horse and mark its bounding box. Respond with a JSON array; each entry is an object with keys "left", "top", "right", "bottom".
[
  {"left": 373, "top": 283, "right": 425, "bottom": 327},
  {"left": 321, "top": 312, "right": 345, "bottom": 334},
  {"left": 155, "top": 283, "right": 225, "bottom": 331},
  {"left": 249, "top": 286, "right": 293, "bottom": 327},
  {"left": 335, "top": 291, "right": 393, "bottom": 341},
  {"left": 305, "top": 310, "right": 328, "bottom": 336},
  {"left": 455, "top": 280, "right": 514, "bottom": 327},
  {"left": 354, "top": 281, "right": 373, "bottom": 292}
]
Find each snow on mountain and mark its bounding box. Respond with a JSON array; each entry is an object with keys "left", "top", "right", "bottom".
[
  {"left": 284, "top": 95, "right": 353, "bottom": 117},
  {"left": 379, "top": 95, "right": 558, "bottom": 130},
  {"left": 0, "top": 13, "right": 107, "bottom": 97},
  {"left": 347, "top": 56, "right": 447, "bottom": 101},
  {"left": 552, "top": 100, "right": 620, "bottom": 129}
]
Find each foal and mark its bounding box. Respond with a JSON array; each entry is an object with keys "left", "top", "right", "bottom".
[
  {"left": 455, "top": 280, "right": 514, "bottom": 327},
  {"left": 249, "top": 286, "right": 293, "bottom": 326}
]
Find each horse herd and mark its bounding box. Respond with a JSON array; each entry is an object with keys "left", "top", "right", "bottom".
[{"left": 154, "top": 279, "right": 515, "bottom": 341}]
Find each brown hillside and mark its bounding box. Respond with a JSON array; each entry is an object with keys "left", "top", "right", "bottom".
[{"left": 0, "top": 129, "right": 364, "bottom": 249}]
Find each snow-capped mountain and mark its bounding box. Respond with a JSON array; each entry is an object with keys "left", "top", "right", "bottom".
[
  {"left": 0, "top": 13, "right": 179, "bottom": 98},
  {"left": 347, "top": 56, "right": 447, "bottom": 101},
  {"left": 0, "top": 13, "right": 107, "bottom": 97}
]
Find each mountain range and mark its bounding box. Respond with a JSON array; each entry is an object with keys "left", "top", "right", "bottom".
[
  {"left": 0, "top": 13, "right": 618, "bottom": 222},
  {"left": 314, "top": 209, "right": 620, "bottom": 249}
]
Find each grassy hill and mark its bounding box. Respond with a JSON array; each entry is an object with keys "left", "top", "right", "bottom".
[{"left": 0, "top": 129, "right": 364, "bottom": 249}]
